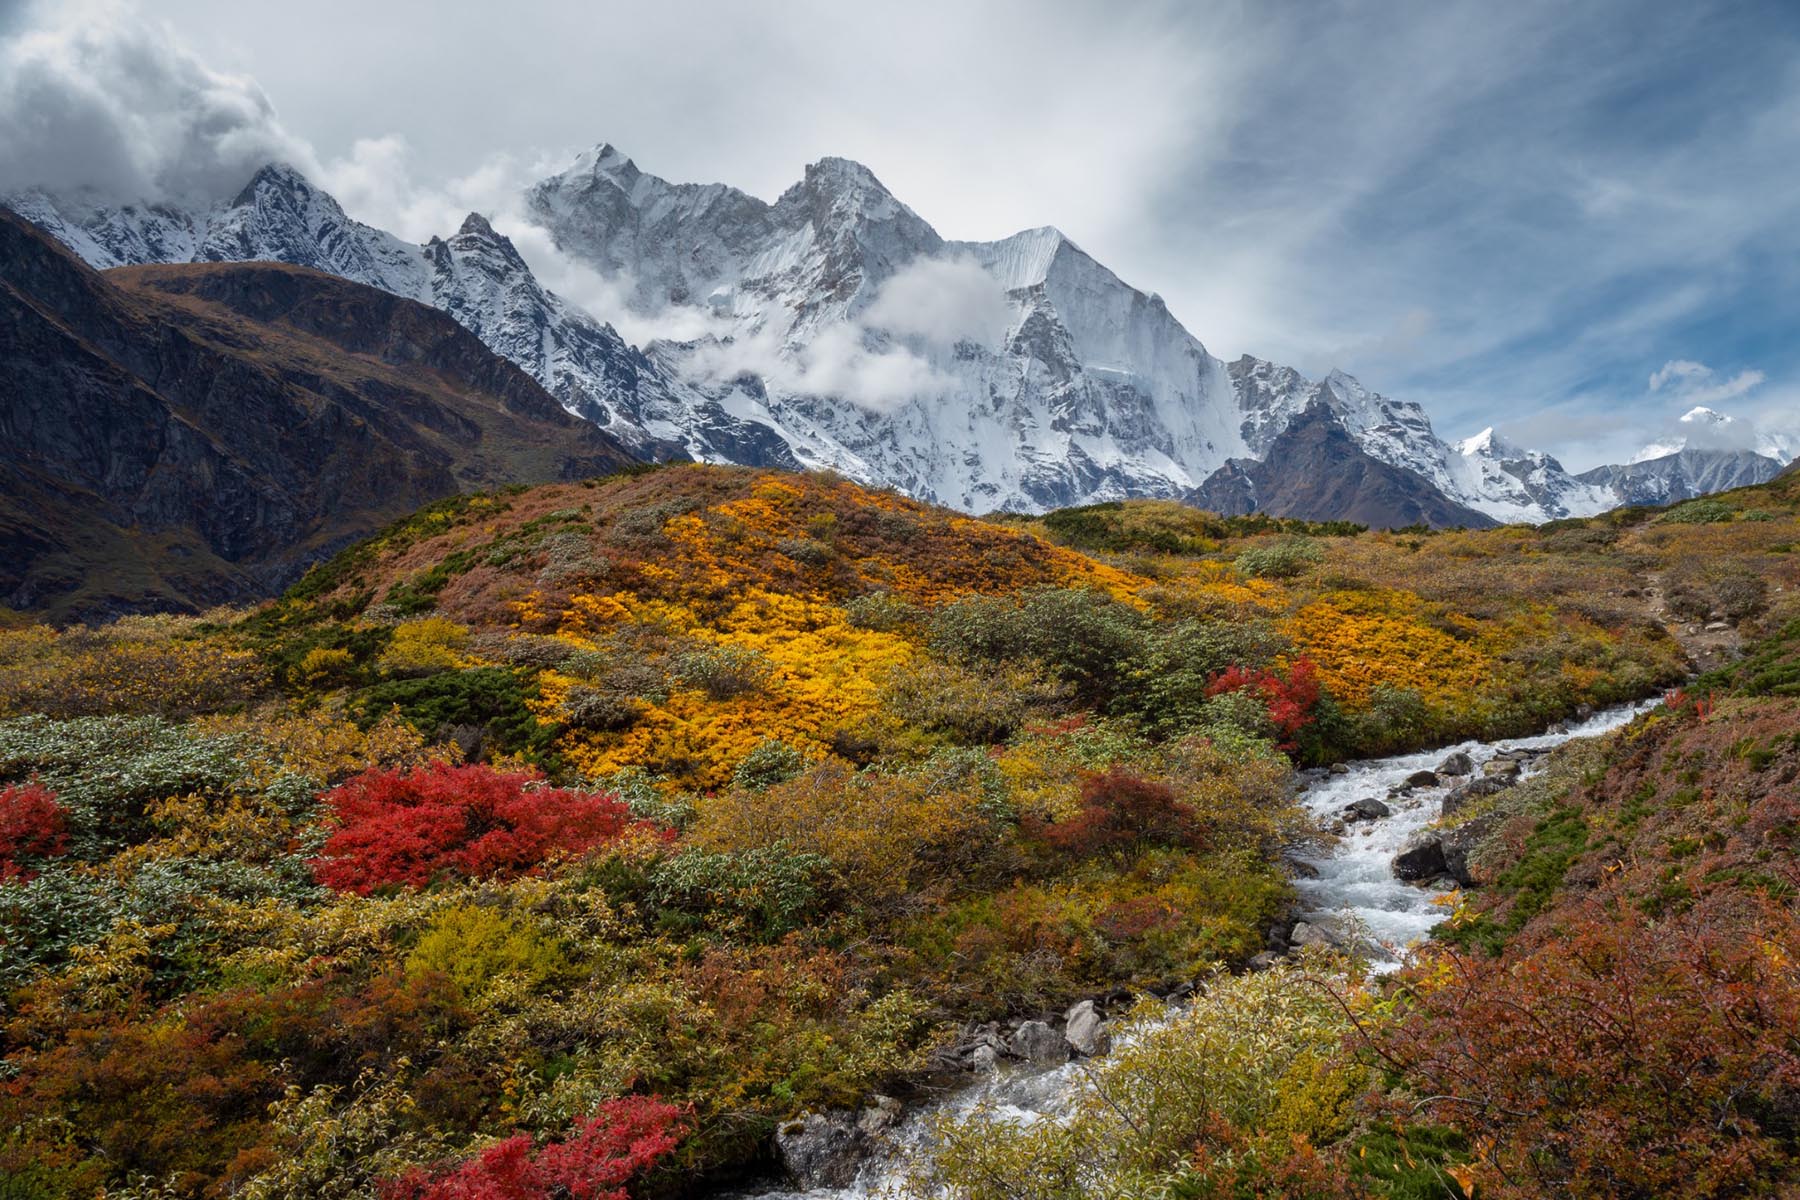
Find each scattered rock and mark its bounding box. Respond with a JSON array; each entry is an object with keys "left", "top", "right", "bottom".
[
  {"left": 969, "top": 1044, "right": 998, "bottom": 1074},
  {"left": 1345, "top": 797, "right": 1391, "bottom": 821},
  {"left": 1705, "top": 620, "right": 1732, "bottom": 632},
  {"left": 1393, "top": 831, "right": 1448, "bottom": 882},
  {"left": 1329, "top": 762, "right": 1351, "bottom": 775},
  {"left": 1436, "top": 751, "right": 1474, "bottom": 776},
  {"left": 1289, "top": 921, "right": 1334, "bottom": 949},
  {"left": 1010, "top": 1020, "right": 1068, "bottom": 1065},
  {"left": 1064, "top": 1000, "right": 1110, "bottom": 1056},
  {"left": 1328, "top": 819, "right": 1348, "bottom": 835},
  {"left": 776, "top": 1111, "right": 864, "bottom": 1189},
  {"left": 1546, "top": 721, "right": 1569, "bottom": 735},
  {"left": 1246, "top": 950, "right": 1281, "bottom": 972},
  {"left": 1405, "top": 769, "right": 1441, "bottom": 788},
  {"left": 858, "top": 1095, "right": 903, "bottom": 1137},
  {"left": 1441, "top": 776, "right": 1507, "bottom": 818},
  {"left": 1483, "top": 758, "right": 1522, "bottom": 779},
  {"left": 1576, "top": 703, "right": 1594, "bottom": 719}
]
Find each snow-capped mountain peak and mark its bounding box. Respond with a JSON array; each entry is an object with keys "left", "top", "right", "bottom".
[{"left": 11, "top": 145, "right": 1772, "bottom": 525}]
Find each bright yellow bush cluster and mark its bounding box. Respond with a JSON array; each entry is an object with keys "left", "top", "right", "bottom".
[
  {"left": 1282, "top": 590, "right": 1494, "bottom": 708},
  {"left": 550, "top": 588, "right": 913, "bottom": 788}
]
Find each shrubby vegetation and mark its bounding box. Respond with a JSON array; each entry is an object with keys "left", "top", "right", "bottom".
[{"left": 0, "top": 463, "right": 1796, "bottom": 1196}]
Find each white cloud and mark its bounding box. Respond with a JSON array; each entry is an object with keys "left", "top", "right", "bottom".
[
  {"left": 1646, "top": 358, "right": 1766, "bottom": 407},
  {"left": 0, "top": 0, "right": 318, "bottom": 201},
  {"left": 862, "top": 255, "right": 1011, "bottom": 349}
]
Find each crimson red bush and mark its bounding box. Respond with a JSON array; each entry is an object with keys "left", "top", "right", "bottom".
[
  {"left": 1206, "top": 657, "right": 1321, "bottom": 749},
  {"left": 311, "top": 763, "right": 658, "bottom": 893},
  {"left": 1037, "top": 767, "right": 1203, "bottom": 859},
  {"left": 0, "top": 781, "right": 68, "bottom": 881},
  {"left": 381, "top": 1095, "right": 687, "bottom": 1200}
]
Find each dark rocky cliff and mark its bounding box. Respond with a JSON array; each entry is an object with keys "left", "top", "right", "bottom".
[{"left": 0, "top": 207, "right": 640, "bottom": 619}]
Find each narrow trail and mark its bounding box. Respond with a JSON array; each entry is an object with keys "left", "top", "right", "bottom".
[{"left": 1642, "top": 568, "right": 1741, "bottom": 673}]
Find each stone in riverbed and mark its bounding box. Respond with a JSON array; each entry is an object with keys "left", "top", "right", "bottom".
[
  {"left": 776, "top": 1111, "right": 864, "bottom": 1189},
  {"left": 1345, "top": 797, "right": 1391, "bottom": 821},
  {"left": 1404, "top": 769, "right": 1441, "bottom": 788},
  {"left": 1393, "top": 830, "right": 1448, "bottom": 881},
  {"left": 1064, "top": 1000, "right": 1111, "bottom": 1056},
  {"left": 1010, "top": 1019, "right": 1068, "bottom": 1065},
  {"left": 1289, "top": 920, "right": 1334, "bottom": 949},
  {"left": 1437, "top": 751, "right": 1474, "bottom": 776},
  {"left": 1329, "top": 762, "right": 1351, "bottom": 775},
  {"left": 970, "top": 1044, "right": 998, "bottom": 1074},
  {"left": 1483, "top": 758, "right": 1522, "bottom": 779}
]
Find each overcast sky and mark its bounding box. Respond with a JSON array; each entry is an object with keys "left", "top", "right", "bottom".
[{"left": 4, "top": 0, "right": 1798, "bottom": 468}]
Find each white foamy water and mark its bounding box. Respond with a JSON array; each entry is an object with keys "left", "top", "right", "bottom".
[
  {"left": 735, "top": 701, "right": 1655, "bottom": 1197},
  {"left": 1288, "top": 700, "right": 1655, "bottom": 970}
]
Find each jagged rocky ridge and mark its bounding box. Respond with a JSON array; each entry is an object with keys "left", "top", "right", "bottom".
[{"left": 12, "top": 151, "right": 1791, "bottom": 524}]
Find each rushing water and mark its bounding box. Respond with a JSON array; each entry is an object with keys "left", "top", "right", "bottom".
[{"left": 734, "top": 702, "right": 1656, "bottom": 1199}]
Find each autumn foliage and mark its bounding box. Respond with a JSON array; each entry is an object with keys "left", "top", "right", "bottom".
[
  {"left": 380, "top": 1097, "right": 687, "bottom": 1200},
  {"left": 1205, "top": 657, "right": 1321, "bottom": 748},
  {"left": 311, "top": 763, "right": 655, "bottom": 893},
  {"left": 0, "top": 780, "right": 67, "bottom": 880},
  {"left": 1037, "top": 767, "right": 1207, "bottom": 859},
  {"left": 1378, "top": 895, "right": 1800, "bottom": 1199}
]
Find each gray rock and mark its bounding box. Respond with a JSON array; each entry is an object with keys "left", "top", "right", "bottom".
[
  {"left": 1289, "top": 920, "right": 1334, "bottom": 949},
  {"left": 776, "top": 1111, "right": 864, "bottom": 1189},
  {"left": 1405, "top": 769, "right": 1441, "bottom": 788},
  {"left": 1440, "top": 775, "right": 1508, "bottom": 817},
  {"left": 1345, "top": 797, "right": 1392, "bottom": 821},
  {"left": 857, "top": 1095, "right": 903, "bottom": 1137},
  {"left": 1483, "top": 758, "right": 1522, "bottom": 779},
  {"left": 1010, "top": 1019, "right": 1068, "bottom": 1065},
  {"left": 1064, "top": 1001, "right": 1111, "bottom": 1056},
  {"left": 1393, "top": 831, "right": 1448, "bottom": 881},
  {"left": 1329, "top": 762, "right": 1351, "bottom": 775},
  {"left": 1246, "top": 950, "right": 1282, "bottom": 971},
  {"left": 1437, "top": 751, "right": 1474, "bottom": 776},
  {"left": 970, "top": 1044, "right": 998, "bottom": 1074},
  {"left": 1328, "top": 819, "right": 1348, "bottom": 835}
]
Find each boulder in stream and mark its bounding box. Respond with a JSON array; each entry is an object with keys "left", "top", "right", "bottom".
[
  {"left": 1010, "top": 1019, "right": 1069, "bottom": 1065},
  {"left": 1345, "top": 797, "right": 1391, "bottom": 821},
  {"left": 1289, "top": 920, "right": 1335, "bottom": 949},
  {"left": 1393, "top": 830, "right": 1449, "bottom": 881},
  {"left": 1064, "top": 1000, "right": 1111, "bottom": 1056},
  {"left": 1404, "top": 769, "right": 1441, "bottom": 789},
  {"left": 1437, "top": 751, "right": 1474, "bottom": 776},
  {"left": 775, "top": 1111, "right": 865, "bottom": 1189}
]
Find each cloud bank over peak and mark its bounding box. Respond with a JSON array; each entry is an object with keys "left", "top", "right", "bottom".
[{"left": 0, "top": 0, "right": 318, "bottom": 202}]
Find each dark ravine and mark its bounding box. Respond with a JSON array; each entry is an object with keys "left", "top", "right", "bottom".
[{"left": 0, "top": 207, "right": 642, "bottom": 620}]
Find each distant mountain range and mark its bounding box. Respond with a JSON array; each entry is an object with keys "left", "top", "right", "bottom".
[
  {"left": 0, "top": 208, "right": 632, "bottom": 618},
  {"left": 7, "top": 149, "right": 1791, "bottom": 534}
]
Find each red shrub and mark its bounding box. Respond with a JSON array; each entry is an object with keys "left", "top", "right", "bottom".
[
  {"left": 1373, "top": 893, "right": 1800, "bottom": 1199},
  {"left": 381, "top": 1096, "right": 687, "bottom": 1200},
  {"left": 311, "top": 763, "right": 659, "bottom": 893},
  {"left": 1037, "top": 767, "right": 1202, "bottom": 858},
  {"left": 0, "top": 781, "right": 68, "bottom": 881},
  {"left": 1207, "top": 658, "right": 1321, "bottom": 749}
]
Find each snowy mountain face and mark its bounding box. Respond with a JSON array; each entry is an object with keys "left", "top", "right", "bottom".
[
  {"left": 8, "top": 166, "right": 694, "bottom": 460},
  {"left": 12, "top": 148, "right": 1775, "bottom": 524},
  {"left": 1577, "top": 448, "right": 1787, "bottom": 507}
]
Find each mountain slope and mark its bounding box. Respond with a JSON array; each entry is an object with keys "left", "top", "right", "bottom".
[
  {"left": 1190, "top": 403, "right": 1499, "bottom": 529},
  {"left": 1576, "top": 447, "right": 1788, "bottom": 506},
  {"left": 0, "top": 207, "right": 635, "bottom": 619}
]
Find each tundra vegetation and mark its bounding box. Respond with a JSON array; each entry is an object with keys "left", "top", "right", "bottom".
[{"left": 0, "top": 463, "right": 1796, "bottom": 1198}]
